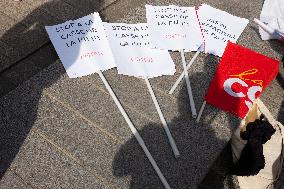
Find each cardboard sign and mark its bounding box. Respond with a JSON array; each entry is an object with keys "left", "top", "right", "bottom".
[
  {"left": 145, "top": 5, "right": 203, "bottom": 51},
  {"left": 45, "top": 13, "right": 116, "bottom": 78},
  {"left": 197, "top": 4, "right": 249, "bottom": 57},
  {"left": 104, "top": 23, "right": 175, "bottom": 78}
]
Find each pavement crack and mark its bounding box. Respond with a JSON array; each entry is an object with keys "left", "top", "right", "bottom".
[
  {"left": 32, "top": 129, "right": 119, "bottom": 189},
  {"left": 43, "top": 92, "right": 124, "bottom": 144},
  {"left": 9, "top": 167, "right": 38, "bottom": 189}
]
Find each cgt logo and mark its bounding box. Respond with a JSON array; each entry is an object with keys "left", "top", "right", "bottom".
[{"left": 223, "top": 69, "right": 263, "bottom": 110}]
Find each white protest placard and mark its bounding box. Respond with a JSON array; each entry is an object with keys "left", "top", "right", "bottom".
[
  {"left": 105, "top": 22, "right": 180, "bottom": 157},
  {"left": 145, "top": 5, "right": 203, "bottom": 51},
  {"left": 146, "top": 5, "right": 200, "bottom": 118},
  {"left": 45, "top": 13, "right": 116, "bottom": 78},
  {"left": 104, "top": 23, "right": 176, "bottom": 78},
  {"left": 197, "top": 4, "right": 249, "bottom": 57}
]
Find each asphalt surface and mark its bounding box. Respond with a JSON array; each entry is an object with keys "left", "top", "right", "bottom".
[{"left": 0, "top": 0, "right": 283, "bottom": 188}]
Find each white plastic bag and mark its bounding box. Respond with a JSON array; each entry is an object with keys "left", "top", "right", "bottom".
[
  {"left": 259, "top": 0, "right": 284, "bottom": 40},
  {"left": 231, "top": 99, "right": 284, "bottom": 189}
]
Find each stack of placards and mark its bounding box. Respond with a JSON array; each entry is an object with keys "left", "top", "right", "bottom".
[
  {"left": 45, "top": 4, "right": 256, "bottom": 189},
  {"left": 166, "top": 4, "right": 249, "bottom": 98}
]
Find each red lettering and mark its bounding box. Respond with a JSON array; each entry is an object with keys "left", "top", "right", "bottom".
[
  {"left": 80, "top": 51, "right": 104, "bottom": 60},
  {"left": 130, "top": 57, "right": 154, "bottom": 63}
]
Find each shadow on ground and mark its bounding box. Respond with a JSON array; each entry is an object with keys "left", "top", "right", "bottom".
[
  {"left": 250, "top": 25, "right": 284, "bottom": 125},
  {"left": 112, "top": 54, "right": 241, "bottom": 188},
  {"left": 0, "top": 0, "right": 110, "bottom": 97},
  {"left": 267, "top": 34, "right": 284, "bottom": 189},
  {"left": 270, "top": 39, "right": 284, "bottom": 125},
  {"left": 0, "top": 0, "right": 105, "bottom": 179}
]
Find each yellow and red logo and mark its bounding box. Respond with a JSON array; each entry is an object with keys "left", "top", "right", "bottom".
[{"left": 223, "top": 69, "right": 263, "bottom": 110}]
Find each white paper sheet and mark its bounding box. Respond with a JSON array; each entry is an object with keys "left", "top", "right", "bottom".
[
  {"left": 197, "top": 4, "right": 249, "bottom": 57},
  {"left": 259, "top": 0, "right": 284, "bottom": 40},
  {"left": 104, "top": 23, "right": 175, "bottom": 78},
  {"left": 45, "top": 13, "right": 116, "bottom": 78},
  {"left": 145, "top": 5, "right": 203, "bottom": 51}
]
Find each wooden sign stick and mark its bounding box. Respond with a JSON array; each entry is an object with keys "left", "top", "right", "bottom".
[
  {"left": 98, "top": 71, "right": 171, "bottom": 189},
  {"left": 169, "top": 50, "right": 200, "bottom": 94},
  {"left": 144, "top": 77, "right": 180, "bottom": 158},
  {"left": 180, "top": 49, "right": 197, "bottom": 118},
  {"left": 196, "top": 101, "right": 206, "bottom": 123},
  {"left": 254, "top": 18, "right": 284, "bottom": 41}
]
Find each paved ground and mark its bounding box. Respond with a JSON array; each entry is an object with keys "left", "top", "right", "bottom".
[{"left": 0, "top": 0, "right": 283, "bottom": 189}]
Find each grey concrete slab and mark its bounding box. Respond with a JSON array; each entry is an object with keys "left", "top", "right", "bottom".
[
  {"left": 33, "top": 94, "right": 131, "bottom": 188},
  {"left": 261, "top": 78, "right": 284, "bottom": 122},
  {"left": 0, "top": 54, "right": 10, "bottom": 71},
  {"left": 0, "top": 40, "right": 21, "bottom": 64},
  {"left": 24, "top": 0, "right": 86, "bottom": 22},
  {"left": 48, "top": 74, "right": 157, "bottom": 138},
  {"left": 0, "top": 112, "right": 31, "bottom": 179},
  {"left": 0, "top": 54, "right": 240, "bottom": 189},
  {"left": 102, "top": 69, "right": 162, "bottom": 122},
  {"left": 0, "top": 12, "right": 19, "bottom": 61},
  {"left": 101, "top": 0, "right": 147, "bottom": 22},
  {"left": 20, "top": 0, "right": 52, "bottom": 7},
  {"left": 148, "top": 51, "right": 202, "bottom": 96},
  {"left": 9, "top": 131, "right": 110, "bottom": 189},
  {"left": 1, "top": 88, "right": 130, "bottom": 187},
  {"left": 0, "top": 29, "right": 47, "bottom": 65},
  {"left": 42, "top": 63, "right": 183, "bottom": 129},
  {"left": 0, "top": 13, "right": 20, "bottom": 37},
  {"left": 0, "top": 0, "right": 36, "bottom": 21},
  {"left": 26, "top": 54, "right": 182, "bottom": 126},
  {"left": 0, "top": 61, "right": 150, "bottom": 140},
  {"left": 111, "top": 109, "right": 239, "bottom": 189},
  {"left": 98, "top": 53, "right": 218, "bottom": 124},
  {"left": 0, "top": 75, "right": 16, "bottom": 97},
  {"left": 0, "top": 60, "right": 177, "bottom": 188},
  {"left": 0, "top": 12, "right": 27, "bottom": 69},
  {"left": 0, "top": 17, "right": 48, "bottom": 70},
  {"left": 0, "top": 2, "right": 55, "bottom": 48},
  {"left": 0, "top": 0, "right": 61, "bottom": 26},
  {"left": 0, "top": 0, "right": 146, "bottom": 89},
  {"left": 0, "top": 0, "right": 83, "bottom": 72},
  {"left": 0, "top": 44, "right": 58, "bottom": 97},
  {"left": 63, "top": 0, "right": 116, "bottom": 15},
  {"left": 0, "top": 60, "right": 241, "bottom": 189},
  {"left": 0, "top": 170, "right": 31, "bottom": 189}
]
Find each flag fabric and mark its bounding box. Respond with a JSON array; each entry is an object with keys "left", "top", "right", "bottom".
[{"left": 205, "top": 42, "right": 279, "bottom": 118}]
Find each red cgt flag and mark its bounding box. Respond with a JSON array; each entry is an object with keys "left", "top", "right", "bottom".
[{"left": 205, "top": 42, "right": 279, "bottom": 118}]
